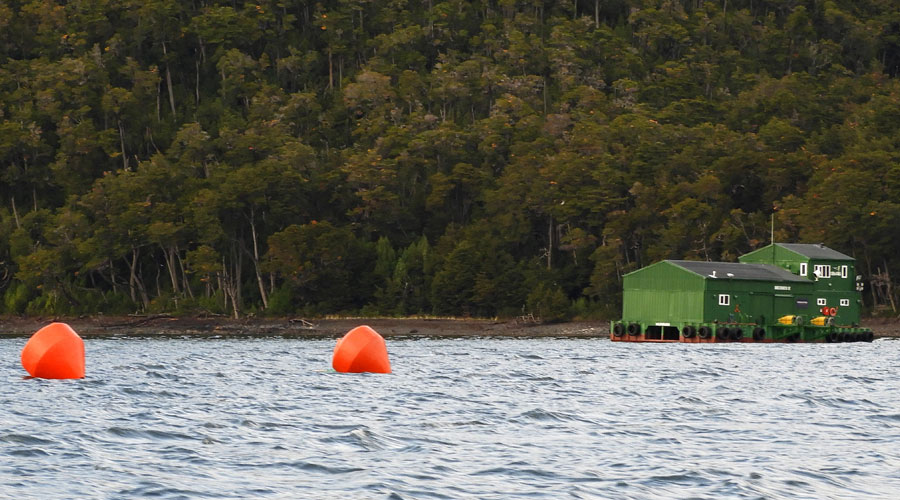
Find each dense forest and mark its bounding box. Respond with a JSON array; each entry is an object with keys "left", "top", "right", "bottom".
[{"left": 1, "top": 0, "right": 899, "bottom": 321}]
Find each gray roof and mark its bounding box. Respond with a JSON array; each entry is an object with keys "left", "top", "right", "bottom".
[
  {"left": 776, "top": 243, "right": 853, "bottom": 260},
  {"left": 669, "top": 260, "right": 810, "bottom": 282}
]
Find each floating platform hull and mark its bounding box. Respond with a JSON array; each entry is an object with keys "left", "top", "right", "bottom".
[{"left": 609, "top": 322, "right": 874, "bottom": 343}]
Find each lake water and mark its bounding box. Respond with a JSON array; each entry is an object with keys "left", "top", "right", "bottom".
[{"left": 1, "top": 335, "right": 899, "bottom": 499}]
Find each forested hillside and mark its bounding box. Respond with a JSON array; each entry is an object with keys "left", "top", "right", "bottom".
[{"left": 1, "top": 0, "right": 899, "bottom": 320}]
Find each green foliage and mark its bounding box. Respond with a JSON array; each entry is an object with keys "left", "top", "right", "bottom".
[
  {"left": 568, "top": 297, "right": 610, "bottom": 321},
  {"left": 265, "top": 221, "right": 376, "bottom": 312},
  {"left": 526, "top": 282, "right": 571, "bottom": 323},
  {"left": 3, "top": 282, "right": 33, "bottom": 314},
  {"left": 2, "top": 1, "right": 900, "bottom": 319},
  {"left": 430, "top": 238, "right": 482, "bottom": 316},
  {"left": 24, "top": 292, "right": 59, "bottom": 316},
  {"left": 264, "top": 284, "right": 297, "bottom": 317}
]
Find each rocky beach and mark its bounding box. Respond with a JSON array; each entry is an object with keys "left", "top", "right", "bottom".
[
  {"left": 0, "top": 315, "right": 608, "bottom": 338},
  {"left": 2, "top": 315, "right": 898, "bottom": 339}
]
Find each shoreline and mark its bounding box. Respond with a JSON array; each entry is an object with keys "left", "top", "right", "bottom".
[
  {"left": 2, "top": 315, "right": 898, "bottom": 339},
  {"left": 0, "top": 315, "right": 608, "bottom": 338}
]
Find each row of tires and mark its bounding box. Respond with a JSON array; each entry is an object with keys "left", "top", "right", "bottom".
[
  {"left": 612, "top": 323, "right": 875, "bottom": 343},
  {"left": 824, "top": 331, "right": 875, "bottom": 343},
  {"left": 611, "top": 323, "right": 758, "bottom": 341},
  {"left": 682, "top": 325, "right": 762, "bottom": 341}
]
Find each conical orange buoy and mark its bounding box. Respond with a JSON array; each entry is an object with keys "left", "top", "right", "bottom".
[
  {"left": 21, "top": 322, "right": 85, "bottom": 379},
  {"left": 332, "top": 325, "right": 391, "bottom": 373}
]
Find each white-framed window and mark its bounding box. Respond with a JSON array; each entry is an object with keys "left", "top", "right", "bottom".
[
  {"left": 800, "top": 263, "right": 808, "bottom": 277},
  {"left": 817, "top": 298, "right": 827, "bottom": 306},
  {"left": 814, "top": 264, "right": 831, "bottom": 278},
  {"left": 840, "top": 299, "right": 850, "bottom": 307},
  {"left": 841, "top": 265, "right": 848, "bottom": 279},
  {"left": 718, "top": 294, "right": 730, "bottom": 306}
]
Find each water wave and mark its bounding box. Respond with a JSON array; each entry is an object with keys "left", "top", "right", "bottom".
[{"left": 1, "top": 337, "right": 899, "bottom": 498}]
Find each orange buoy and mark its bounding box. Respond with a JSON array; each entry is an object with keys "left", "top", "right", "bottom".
[
  {"left": 332, "top": 325, "right": 391, "bottom": 374},
  {"left": 21, "top": 322, "right": 85, "bottom": 379}
]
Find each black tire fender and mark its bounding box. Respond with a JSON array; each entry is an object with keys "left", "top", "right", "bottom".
[
  {"left": 752, "top": 327, "right": 766, "bottom": 341},
  {"left": 716, "top": 326, "right": 729, "bottom": 341}
]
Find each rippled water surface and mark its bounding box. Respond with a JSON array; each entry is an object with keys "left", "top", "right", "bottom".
[{"left": 2, "top": 335, "right": 900, "bottom": 499}]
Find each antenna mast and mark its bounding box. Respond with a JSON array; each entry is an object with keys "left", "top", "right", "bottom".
[
  {"left": 771, "top": 212, "right": 775, "bottom": 244},
  {"left": 771, "top": 211, "right": 776, "bottom": 260}
]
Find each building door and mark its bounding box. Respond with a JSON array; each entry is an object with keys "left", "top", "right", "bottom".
[
  {"left": 774, "top": 294, "right": 808, "bottom": 320},
  {"left": 746, "top": 292, "right": 773, "bottom": 325}
]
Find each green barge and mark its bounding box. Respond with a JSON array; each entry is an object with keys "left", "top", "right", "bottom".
[{"left": 610, "top": 243, "right": 874, "bottom": 343}]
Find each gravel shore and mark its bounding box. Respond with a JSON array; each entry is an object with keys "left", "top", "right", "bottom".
[
  {"left": 0, "top": 315, "right": 607, "bottom": 338},
  {"left": 2, "top": 315, "right": 897, "bottom": 338}
]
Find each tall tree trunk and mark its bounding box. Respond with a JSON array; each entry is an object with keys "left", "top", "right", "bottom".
[
  {"left": 234, "top": 243, "right": 242, "bottom": 311},
  {"left": 127, "top": 249, "right": 138, "bottom": 303},
  {"left": 195, "top": 57, "right": 201, "bottom": 105},
  {"left": 219, "top": 261, "right": 228, "bottom": 311},
  {"left": 118, "top": 119, "right": 128, "bottom": 170},
  {"left": 162, "top": 41, "right": 177, "bottom": 117},
  {"left": 156, "top": 79, "right": 162, "bottom": 122},
  {"left": 547, "top": 215, "right": 553, "bottom": 270},
  {"left": 222, "top": 244, "right": 243, "bottom": 318},
  {"left": 328, "top": 47, "right": 333, "bottom": 90},
  {"left": 109, "top": 257, "right": 118, "bottom": 294},
  {"left": 154, "top": 260, "right": 162, "bottom": 299},
  {"left": 127, "top": 247, "right": 150, "bottom": 310},
  {"left": 161, "top": 244, "right": 180, "bottom": 295},
  {"left": 249, "top": 209, "right": 269, "bottom": 309},
  {"left": 222, "top": 257, "right": 239, "bottom": 319},
  {"left": 176, "top": 245, "right": 194, "bottom": 299},
  {"left": 10, "top": 196, "right": 20, "bottom": 229},
  {"left": 884, "top": 259, "right": 896, "bottom": 313}
]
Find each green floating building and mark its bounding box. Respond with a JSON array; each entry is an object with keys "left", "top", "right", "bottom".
[{"left": 611, "top": 243, "right": 873, "bottom": 343}]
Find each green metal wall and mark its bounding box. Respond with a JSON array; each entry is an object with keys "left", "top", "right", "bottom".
[
  {"left": 703, "top": 279, "right": 815, "bottom": 324},
  {"left": 622, "top": 260, "right": 832, "bottom": 326},
  {"left": 620, "top": 245, "right": 863, "bottom": 329},
  {"left": 740, "top": 244, "right": 856, "bottom": 292},
  {"left": 740, "top": 245, "right": 806, "bottom": 274},
  {"left": 808, "top": 291, "right": 861, "bottom": 326},
  {"left": 622, "top": 262, "right": 705, "bottom": 324},
  {"left": 739, "top": 244, "right": 859, "bottom": 322}
]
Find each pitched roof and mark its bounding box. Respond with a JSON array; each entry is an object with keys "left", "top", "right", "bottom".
[
  {"left": 776, "top": 243, "right": 853, "bottom": 260},
  {"left": 669, "top": 260, "right": 810, "bottom": 282}
]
